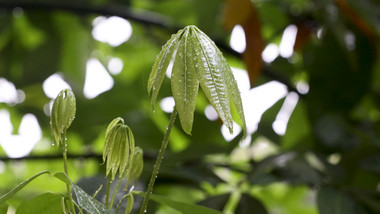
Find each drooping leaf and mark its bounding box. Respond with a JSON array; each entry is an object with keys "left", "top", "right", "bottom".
[
  {"left": 147, "top": 25, "right": 246, "bottom": 138},
  {"left": 191, "top": 27, "right": 233, "bottom": 133},
  {"left": 103, "top": 118, "right": 135, "bottom": 179},
  {"left": 16, "top": 192, "right": 63, "bottom": 214},
  {"left": 135, "top": 192, "right": 223, "bottom": 214},
  {"left": 125, "top": 147, "right": 144, "bottom": 189},
  {"left": 0, "top": 170, "right": 50, "bottom": 205},
  {"left": 224, "top": 56, "right": 247, "bottom": 139},
  {"left": 171, "top": 29, "right": 199, "bottom": 134},
  {"left": 148, "top": 29, "right": 184, "bottom": 108},
  {"left": 103, "top": 117, "right": 124, "bottom": 162}
]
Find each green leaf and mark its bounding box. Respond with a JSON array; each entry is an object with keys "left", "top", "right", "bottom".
[
  {"left": 103, "top": 117, "right": 124, "bottom": 162},
  {"left": 235, "top": 194, "right": 269, "bottom": 214},
  {"left": 125, "top": 194, "right": 134, "bottom": 214},
  {"left": 135, "top": 192, "right": 222, "bottom": 214},
  {"left": 103, "top": 118, "right": 135, "bottom": 180},
  {"left": 171, "top": 29, "right": 199, "bottom": 134},
  {"left": 0, "top": 203, "right": 8, "bottom": 214},
  {"left": 16, "top": 192, "right": 63, "bottom": 214},
  {"left": 317, "top": 186, "right": 366, "bottom": 214},
  {"left": 0, "top": 170, "right": 50, "bottom": 205},
  {"left": 190, "top": 27, "right": 233, "bottom": 133},
  {"left": 72, "top": 183, "right": 113, "bottom": 214},
  {"left": 125, "top": 147, "right": 144, "bottom": 189},
  {"left": 53, "top": 172, "right": 72, "bottom": 186},
  {"left": 55, "top": 173, "right": 112, "bottom": 214},
  {"left": 50, "top": 89, "right": 76, "bottom": 147},
  {"left": 148, "top": 25, "right": 246, "bottom": 137},
  {"left": 148, "top": 29, "right": 184, "bottom": 108}
]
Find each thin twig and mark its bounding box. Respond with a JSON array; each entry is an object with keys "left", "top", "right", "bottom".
[
  {"left": 139, "top": 107, "right": 178, "bottom": 214},
  {"left": 62, "top": 132, "right": 76, "bottom": 214}
]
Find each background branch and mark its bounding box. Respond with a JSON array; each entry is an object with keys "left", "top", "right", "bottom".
[{"left": 0, "top": 0, "right": 301, "bottom": 96}]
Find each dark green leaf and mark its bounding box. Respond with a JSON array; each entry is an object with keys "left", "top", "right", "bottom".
[
  {"left": 72, "top": 183, "right": 113, "bottom": 214},
  {"left": 235, "top": 194, "right": 269, "bottom": 214},
  {"left": 317, "top": 187, "right": 367, "bottom": 214},
  {"left": 16, "top": 192, "right": 63, "bottom": 214},
  {"left": 0, "top": 203, "right": 8, "bottom": 214},
  {"left": 198, "top": 194, "right": 229, "bottom": 211},
  {"left": 135, "top": 192, "right": 222, "bottom": 214}
]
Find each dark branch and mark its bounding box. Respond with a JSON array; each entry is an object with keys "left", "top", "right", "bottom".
[
  {"left": 0, "top": 153, "right": 103, "bottom": 162},
  {"left": 0, "top": 1, "right": 174, "bottom": 30},
  {"left": 0, "top": 1, "right": 302, "bottom": 96}
]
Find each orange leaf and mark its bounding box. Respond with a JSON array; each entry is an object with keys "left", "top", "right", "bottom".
[
  {"left": 335, "top": 0, "right": 376, "bottom": 42},
  {"left": 242, "top": 11, "right": 264, "bottom": 85},
  {"left": 294, "top": 23, "right": 312, "bottom": 51},
  {"left": 223, "top": 0, "right": 264, "bottom": 85},
  {"left": 223, "top": 0, "right": 254, "bottom": 30}
]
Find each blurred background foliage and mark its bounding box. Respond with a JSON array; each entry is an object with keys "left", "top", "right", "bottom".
[{"left": 1, "top": 0, "right": 380, "bottom": 213}]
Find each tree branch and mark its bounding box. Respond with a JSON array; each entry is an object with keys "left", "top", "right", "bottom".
[
  {"left": 0, "top": 1, "right": 174, "bottom": 30},
  {"left": 0, "top": 1, "right": 302, "bottom": 96}
]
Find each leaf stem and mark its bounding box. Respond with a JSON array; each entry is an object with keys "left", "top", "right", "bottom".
[
  {"left": 105, "top": 176, "right": 111, "bottom": 207},
  {"left": 109, "top": 177, "right": 122, "bottom": 209},
  {"left": 62, "top": 132, "right": 76, "bottom": 214},
  {"left": 139, "top": 107, "right": 177, "bottom": 214}
]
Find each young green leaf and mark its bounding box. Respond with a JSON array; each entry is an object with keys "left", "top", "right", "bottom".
[
  {"left": 171, "top": 30, "right": 199, "bottom": 134},
  {"left": 50, "top": 89, "right": 76, "bottom": 147},
  {"left": 148, "top": 29, "right": 184, "bottom": 109},
  {"left": 125, "top": 147, "right": 144, "bottom": 189},
  {"left": 103, "top": 118, "right": 136, "bottom": 180},
  {"left": 190, "top": 27, "right": 234, "bottom": 133},
  {"left": 148, "top": 25, "right": 246, "bottom": 139}
]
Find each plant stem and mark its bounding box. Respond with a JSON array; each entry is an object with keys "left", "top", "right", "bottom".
[
  {"left": 109, "top": 177, "right": 122, "bottom": 209},
  {"left": 105, "top": 176, "right": 111, "bottom": 207},
  {"left": 62, "top": 133, "right": 76, "bottom": 214},
  {"left": 139, "top": 107, "right": 177, "bottom": 214}
]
